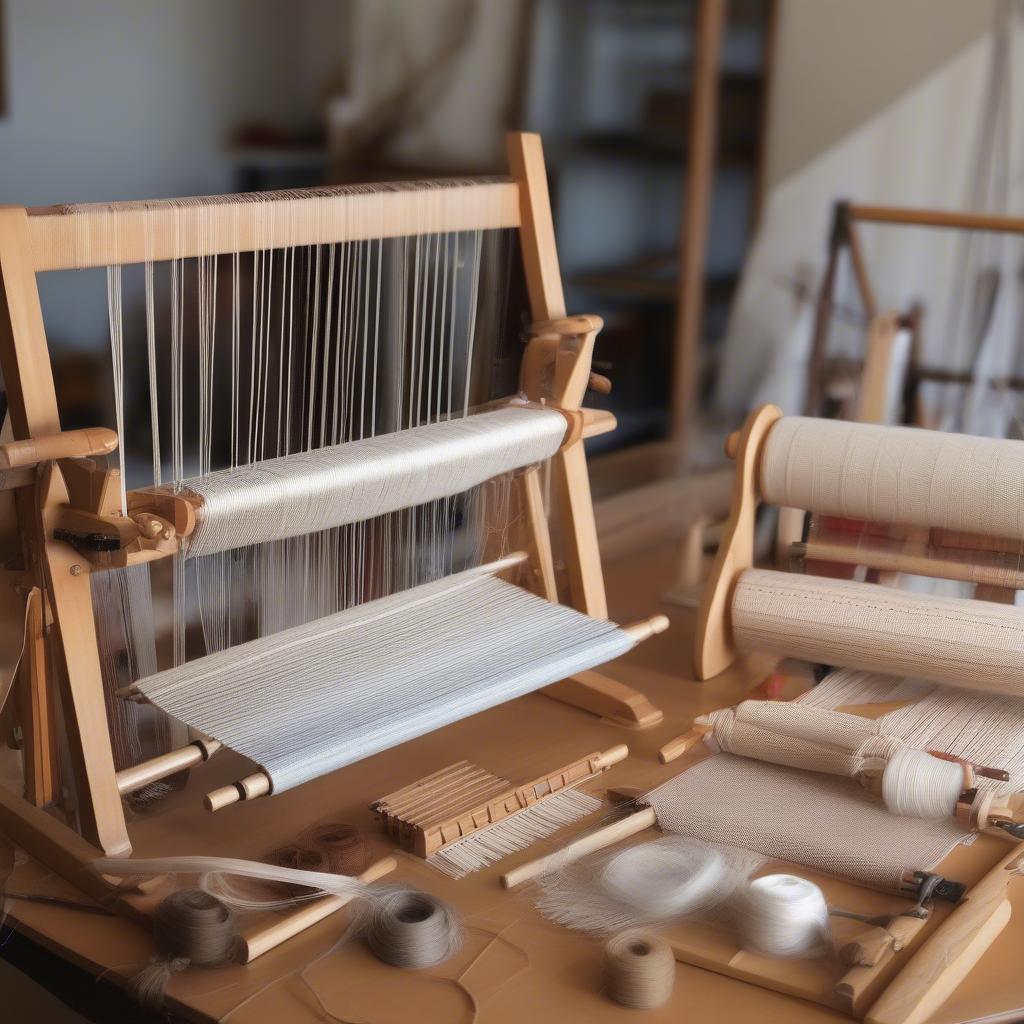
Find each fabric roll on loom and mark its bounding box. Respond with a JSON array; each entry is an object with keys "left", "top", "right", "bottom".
[
  {"left": 176, "top": 404, "right": 568, "bottom": 558},
  {"left": 694, "top": 700, "right": 1015, "bottom": 826}
]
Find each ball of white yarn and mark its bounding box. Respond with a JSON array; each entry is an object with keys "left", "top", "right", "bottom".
[
  {"left": 601, "top": 842, "right": 727, "bottom": 918},
  {"left": 735, "top": 874, "right": 830, "bottom": 958},
  {"left": 881, "top": 748, "right": 963, "bottom": 820}
]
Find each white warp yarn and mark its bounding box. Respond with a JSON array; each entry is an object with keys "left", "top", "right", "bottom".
[
  {"left": 183, "top": 405, "right": 566, "bottom": 558},
  {"left": 760, "top": 416, "right": 1024, "bottom": 539},
  {"left": 137, "top": 566, "right": 633, "bottom": 792}
]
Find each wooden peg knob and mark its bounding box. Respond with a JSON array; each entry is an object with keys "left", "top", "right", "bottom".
[
  {"left": 595, "top": 744, "right": 629, "bottom": 769},
  {"left": 588, "top": 372, "right": 612, "bottom": 395},
  {"left": 725, "top": 431, "right": 740, "bottom": 459}
]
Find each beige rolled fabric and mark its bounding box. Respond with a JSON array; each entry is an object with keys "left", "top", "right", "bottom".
[
  {"left": 760, "top": 417, "right": 1024, "bottom": 540},
  {"left": 732, "top": 569, "right": 1024, "bottom": 694}
]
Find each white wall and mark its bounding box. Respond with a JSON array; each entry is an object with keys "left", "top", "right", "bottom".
[{"left": 0, "top": 0, "right": 325, "bottom": 349}]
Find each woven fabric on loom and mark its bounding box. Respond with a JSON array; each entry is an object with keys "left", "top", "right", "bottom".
[
  {"left": 760, "top": 416, "right": 1024, "bottom": 539},
  {"left": 647, "top": 668, "right": 1024, "bottom": 892},
  {"left": 138, "top": 566, "right": 633, "bottom": 791},
  {"left": 183, "top": 405, "right": 566, "bottom": 558},
  {"left": 732, "top": 569, "right": 1024, "bottom": 693}
]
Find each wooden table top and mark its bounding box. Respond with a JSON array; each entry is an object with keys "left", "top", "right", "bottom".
[{"left": 3, "top": 541, "right": 1023, "bottom": 1024}]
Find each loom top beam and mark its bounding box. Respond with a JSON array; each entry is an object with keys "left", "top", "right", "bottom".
[{"left": 22, "top": 178, "right": 521, "bottom": 271}]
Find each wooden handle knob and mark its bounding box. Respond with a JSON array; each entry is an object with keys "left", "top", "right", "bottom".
[
  {"left": 588, "top": 372, "right": 612, "bottom": 395},
  {"left": 595, "top": 744, "right": 629, "bottom": 769},
  {"left": 622, "top": 614, "right": 670, "bottom": 643},
  {"left": 205, "top": 784, "right": 242, "bottom": 812},
  {"left": 658, "top": 727, "right": 708, "bottom": 764},
  {"left": 0, "top": 427, "right": 119, "bottom": 470},
  {"left": 725, "top": 431, "right": 740, "bottom": 459}
]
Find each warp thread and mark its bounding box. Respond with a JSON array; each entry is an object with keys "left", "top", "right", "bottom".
[
  {"left": 131, "top": 890, "right": 237, "bottom": 1011},
  {"left": 603, "top": 930, "right": 675, "bottom": 1009},
  {"left": 359, "top": 887, "right": 464, "bottom": 969},
  {"left": 735, "top": 874, "right": 831, "bottom": 958}
]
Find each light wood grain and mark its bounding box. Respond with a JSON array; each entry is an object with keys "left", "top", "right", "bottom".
[{"left": 27, "top": 182, "right": 521, "bottom": 271}]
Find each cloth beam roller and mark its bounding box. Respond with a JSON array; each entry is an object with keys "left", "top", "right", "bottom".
[
  {"left": 180, "top": 405, "right": 566, "bottom": 558},
  {"left": 731, "top": 568, "right": 1024, "bottom": 694},
  {"left": 135, "top": 563, "right": 635, "bottom": 792},
  {"left": 760, "top": 415, "right": 1024, "bottom": 540}
]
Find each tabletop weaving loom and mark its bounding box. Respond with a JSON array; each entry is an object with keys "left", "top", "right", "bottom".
[
  {"left": 659, "top": 404, "right": 1024, "bottom": 1022},
  {"left": 0, "top": 133, "right": 666, "bottom": 936}
]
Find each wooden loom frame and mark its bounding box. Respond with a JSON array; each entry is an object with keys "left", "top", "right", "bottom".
[
  {"left": 0, "top": 131, "right": 662, "bottom": 897},
  {"left": 805, "top": 200, "right": 1024, "bottom": 421}
]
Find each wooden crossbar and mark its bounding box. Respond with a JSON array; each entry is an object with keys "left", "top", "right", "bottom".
[{"left": 24, "top": 178, "right": 521, "bottom": 272}]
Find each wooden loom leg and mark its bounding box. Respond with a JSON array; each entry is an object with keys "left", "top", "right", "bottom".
[
  {"left": 507, "top": 133, "right": 663, "bottom": 728},
  {"left": 17, "top": 586, "right": 59, "bottom": 806},
  {"left": 0, "top": 206, "right": 128, "bottom": 855},
  {"left": 0, "top": 780, "right": 149, "bottom": 926},
  {"left": 543, "top": 670, "right": 663, "bottom": 730},
  {"left": 37, "top": 466, "right": 130, "bottom": 855},
  {"left": 518, "top": 465, "right": 558, "bottom": 601}
]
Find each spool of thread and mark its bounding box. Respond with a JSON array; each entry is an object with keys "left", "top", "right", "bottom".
[
  {"left": 363, "top": 888, "right": 463, "bottom": 969},
  {"left": 735, "top": 874, "right": 830, "bottom": 959},
  {"left": 131, "top": 890, "right": 237, "bottom": 1010},
  {"left": 603, "top": 929, "right": 675, "bottom": 1009},
  {"left": 881, "top": 748, "right": 963, "bottom": 820},
  {"left": 600, "top": 842, "right": 727, "bottom": 918}
]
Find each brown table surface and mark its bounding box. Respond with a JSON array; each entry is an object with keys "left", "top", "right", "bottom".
[{"left": 2, "top": 540, "right": 1023, "bottom": 1023}]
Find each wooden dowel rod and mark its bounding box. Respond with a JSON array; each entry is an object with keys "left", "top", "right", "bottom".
[
  {"left": 798, "top": 538, "right": 1024, "bottom": 590},
  {"left": 594, "top": 743, "right": 629, "bottom": 770},
  {"left": 237, "top": 855, "right": 398, "bottom": 962},
  {"left": 864, "top": 843, "right": 1024, "bottom": 1024},
  {"left": 501, "top": 806, "right": 657, "bottom": 889},
  {"left": 622, "top": 614, "right": 670, "bottom": 643},
  {"left": 205, "top": 771, "right": 271, "bottom": 812},
  {"left": 847, "top": 204, "right": 1024, "bottom": 235},
  {"left": 115, "top": 739, "right": 221, "bottom": 795},
  {"left": 0, "top": 427, "right": 118, "bottom": 470},
  {"left": 658, "top": 725, "right": 710, "bottom": 764}
]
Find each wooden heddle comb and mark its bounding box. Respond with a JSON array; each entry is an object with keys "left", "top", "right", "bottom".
[
  {"left": 371, "top": 743, "right": 627, "bottom": 876},
  {"left": 0, "top": 132, "right": 667, "bottom": 956}
]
